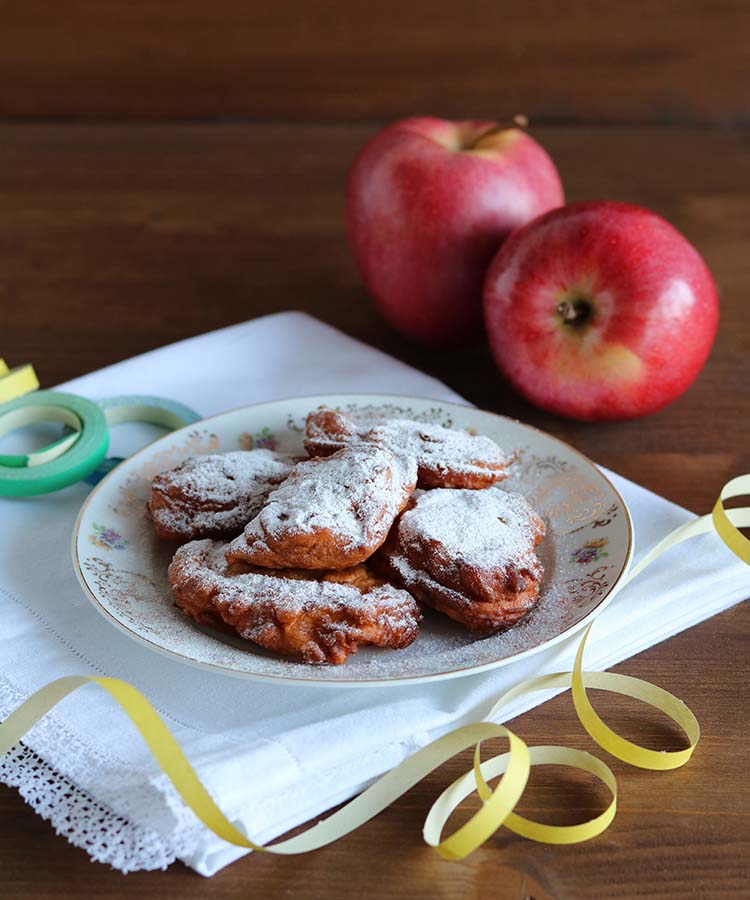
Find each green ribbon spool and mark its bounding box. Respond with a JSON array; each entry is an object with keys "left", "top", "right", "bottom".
[{"left": 0, "top": 392, "right": 110, "bottom": 497}]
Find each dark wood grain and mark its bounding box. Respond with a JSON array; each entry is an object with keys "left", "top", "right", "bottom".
[
  {"left": 1, "top": 1, "right": 749, "bottom": 125},
  {"left": 1, "top": 122, "right": 749, "bottom": 898},
  {"left": 1, "top": 122, "right": 748, "bottom": 509}
]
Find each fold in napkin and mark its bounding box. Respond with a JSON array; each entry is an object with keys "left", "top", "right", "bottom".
[{"left": 1, "top": 312, "right": 748, "bottom": 875}]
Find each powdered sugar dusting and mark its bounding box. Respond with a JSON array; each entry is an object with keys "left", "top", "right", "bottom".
[
  {"left": 305, "top": 407, "right": 510, "bottom": 486},
  {"left": 169, "top": 539, "right": 421, "bottom": 663},
  {"left": 229, "top": 444, "right": 417, "bottom": 558},
  {"left": 399, "top": 487, "right": 543, "bottom": 574},
  {"left": 174, "top": 539, "right": 418, "bottom": 626},
  {"left": 367, "top": 419, "right": 509, "bottom": 477},
  {"left": 149, "top": 450, "right": 293, "bottom": 540},
  {"left": 158, "top": 451, "right": 290, "bottom": 502},
  {"left": 386, "top": 552, "right": 474, "bottom": 609}
]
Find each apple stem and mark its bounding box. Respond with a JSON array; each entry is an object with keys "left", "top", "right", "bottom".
[{"left": 471, "top": 114, "right": 529, "bottom": 146}]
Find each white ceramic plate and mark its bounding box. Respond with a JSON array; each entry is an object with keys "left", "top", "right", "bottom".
[{"left": 73, "top": 394, "right": 633, "bottom": 687}]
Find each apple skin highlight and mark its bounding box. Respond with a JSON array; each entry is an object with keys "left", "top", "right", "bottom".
[
  {"left": 483, "top": 200, "right": 720, "bottom": 421},
  {"left": 347, "top": 117, "right": 564, "bottom": 346}
]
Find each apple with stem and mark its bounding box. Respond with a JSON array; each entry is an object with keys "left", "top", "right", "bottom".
[
  {"left": 483, "top": 200, "right": 719, "bottom": 421},
  {"left": 347, "top": 116, "right": 564, "bottom": 346}
]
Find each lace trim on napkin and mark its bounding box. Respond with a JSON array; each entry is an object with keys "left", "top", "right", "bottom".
[
  {"left": 0, "top": 742, "right": 178, "bottom": 872},
  {"left": 0, "top": 674, "right": 205, "bottom": 873}
]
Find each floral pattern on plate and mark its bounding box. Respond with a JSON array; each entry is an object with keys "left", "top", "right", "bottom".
[{"left": 89, "top": 523, "right": 128, "bottom": 551}]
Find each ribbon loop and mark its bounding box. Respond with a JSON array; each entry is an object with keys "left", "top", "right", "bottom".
[
  {"left": 428, "top": 744, "right": 617, "bottom": 847},
  {"left": 713, "top": 475, "right": 750, "bottom": 564},
  {"left": 431, "top": 727, "right": 530, "bottom": 860},
  {"left": 504, "top": 746, "right": 617, "bottom": 844},
  {"left": 571, "top": 626, "right": 699, "bottom": 770}
]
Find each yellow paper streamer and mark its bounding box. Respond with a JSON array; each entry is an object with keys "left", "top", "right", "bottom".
[
  {"left": 0, "top": 363, "right": 39, "bottom": 404},
  {"left": 1, "top": 479, "right": 748, "bottom": 859},
  {"left": 713, "top": 475, "right": 750, "bottom": 564}
]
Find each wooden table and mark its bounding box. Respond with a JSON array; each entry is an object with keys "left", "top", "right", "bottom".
[
  {"left": 2, "top": 120, "right": 748, "bottom": 900},
  {"left": 2, "top": 3, "right": 749, "bottom": 896}
]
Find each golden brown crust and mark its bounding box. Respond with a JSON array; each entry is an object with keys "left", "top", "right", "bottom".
[
  {"left": 304, "top": 406, "right": 512, "bottom": 489},
  {"left": 148, "top": 450, "right": 293, "bottom": 542},
  {"left": 374, "top": 488, "right": 546, "bottom": 634},
  {"left": 225, "top": 444, "right": 417, "bottom": 570},
  {"left": 169, "top": 540, "right": 421, "bottom": 665},
  {"left": 303, "top": 408, "right": 361, "bottom": 458},
  {"left": 227, "top": 559, "right": 389, "bottom": 592},
  {"left": 375, "top": 547, "right": 542, "bottom": 632}
]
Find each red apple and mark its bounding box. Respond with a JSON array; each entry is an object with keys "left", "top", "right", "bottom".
[
  {"left": 347, "top": 117, "right": 564, "bottom": 345},
  {"left": 483, "top": 200, "right": 719, "bottom": 421}
]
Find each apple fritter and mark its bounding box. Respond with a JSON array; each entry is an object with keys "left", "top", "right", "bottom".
[
  {"left": 375, "top": 486, "right": 546, "bottom": 633},
  {"left": 169, "top": 539, "right": 421, "bottom": 665},
  {"left": 148, "top": 450, "right": 293, "bottom": 542},
  {"left": 225, "top": 444, "right": 417, "bottom": 569},
  {"left": 304, "top": 406, "right": 512, "bottom": 489}
]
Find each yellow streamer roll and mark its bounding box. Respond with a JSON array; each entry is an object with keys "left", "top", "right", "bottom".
[
  {"left": 0, "top": 363, "right": 40, "bottom": 404},
  {"left": 1, "top": 478, "right": 748, "bottom": 859}
]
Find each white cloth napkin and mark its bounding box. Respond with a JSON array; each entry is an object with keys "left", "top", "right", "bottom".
[{"left": 1, "top": 311, "right": 748, "bottom": 875}]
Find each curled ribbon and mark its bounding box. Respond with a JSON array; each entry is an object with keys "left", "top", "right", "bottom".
[{"left": 1, "top": 478, "right": 749, "bottom": 858}]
